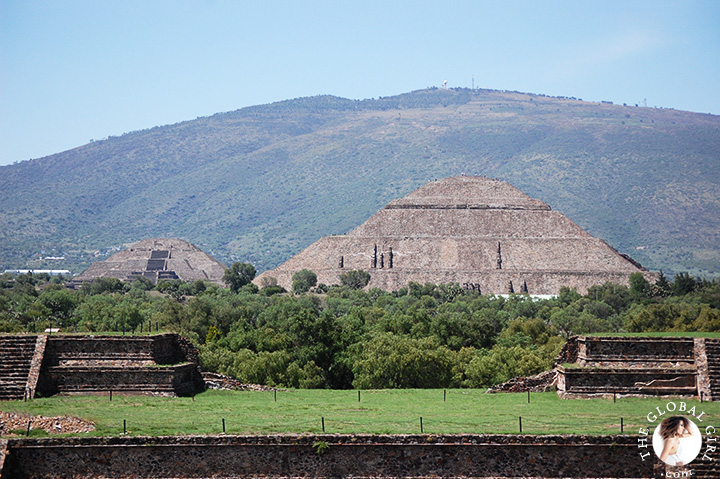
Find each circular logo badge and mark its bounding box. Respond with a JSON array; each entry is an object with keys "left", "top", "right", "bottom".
[{"left": 652, "top": 416, "right": 703, "bottom": 466}]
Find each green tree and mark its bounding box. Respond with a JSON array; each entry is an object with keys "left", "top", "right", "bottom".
[
  {"left": 339, "top": 270, "right": 371, "bottom": 289},
  {"left": 223, "top": 262, "right": 257, "bottom": 293},
  {"left": 673, "top": 272, "right": 697, "bottom": 296},
  {"left": 465, "top": 345, "right": 551, "bottom": 387},
  {"left": 654, "top": 270, "right": 672, "bottom": 297},
  {"left": 629, "top": 272, "right": 651, "bottom": 298},
  {"left": 36, "top": 288, "right": 79, "bottom": 328},
  {"left": 81, "top": 277, "right": 128, "bottom": 295},
  {"left": 352, "top": 333, "right": 457, "bottom": 388},
  {"left": 292, "top": 269, "right": 317, "bottom": 294}
]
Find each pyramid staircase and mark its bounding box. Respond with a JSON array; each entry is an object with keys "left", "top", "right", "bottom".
[
  {"left": 0, "top": 336, "right": 37, "bottom": 401},
  {"left": 704, "top": 338, "right": 720, "bottom": 400}
]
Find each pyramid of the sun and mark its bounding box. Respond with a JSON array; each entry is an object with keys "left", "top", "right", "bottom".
[
  {"left": 74, "top": 238, "right": 227, "bottom": 285},
  {"left": 256, "top": 176, "right": 656, "bottom": 294}
]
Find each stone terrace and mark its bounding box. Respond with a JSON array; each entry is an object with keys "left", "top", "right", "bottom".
[
  {"left": 557, "top": 336, "right": 706, "bottom": 398},
  {"left": 0, "top": 334, "right": 204, "bottom": 400}
]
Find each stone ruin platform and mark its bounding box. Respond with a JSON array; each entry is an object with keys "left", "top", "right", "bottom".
[
  {"left": 0, "top": 333, "right": 205, "bottom": 400},
  {"left": 493, "top": 335, "right": 720, "bottom": 400}
]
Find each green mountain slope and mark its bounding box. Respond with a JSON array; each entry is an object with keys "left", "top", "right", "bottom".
[{"left": 1, "top": 88, "right": 719, "bottom": 277}]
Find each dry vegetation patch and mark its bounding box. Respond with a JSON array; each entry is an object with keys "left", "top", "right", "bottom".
[{"left": 0, "top": 410, "right": 94, "bottom": 436}]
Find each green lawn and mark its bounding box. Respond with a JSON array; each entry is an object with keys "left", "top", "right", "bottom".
[{"left": 3, "top": 389, "right": 719, "bottom": 437}]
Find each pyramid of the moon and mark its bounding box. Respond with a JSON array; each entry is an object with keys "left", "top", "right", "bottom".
[
  {"left": 74, "top": 238, "right": 227, "bottom": 285},
  {"left": 255, "top": 176, "right": 656, "bottom": 295}
]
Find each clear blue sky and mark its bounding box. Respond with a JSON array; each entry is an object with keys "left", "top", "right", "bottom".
[{"left": 2, "top": 0, "right": 719, "bottom": 166}]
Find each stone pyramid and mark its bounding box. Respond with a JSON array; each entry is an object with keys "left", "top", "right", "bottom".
[
  {"left": 256, "top": 176, "right": 655, "bottom": 294},
  {"left": 74, "top": 238, "right": 227, "bottom": 285}
]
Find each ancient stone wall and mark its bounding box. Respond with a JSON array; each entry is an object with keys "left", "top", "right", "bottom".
[
  {"left": 557, "top": 337, "right": 702, "bottom": 398},
  {"left": 579, "top": 337, "right": 695, "bottom": 364},
  {"left": 34, "top": 334, "right": 204, "bottom": 398},
  {"left": 555, "top": 336, "right": 580, "bottom": 365},
  {"left": 25, "top": 335, "right": 46, "bottom": 399},
  {"left": 558, "top": 367, "right": 697, "bottom": 395},
  {"left": 2, "top": 434, "right": 657, "bottom": 478},
  {"left": 39, "top": 363, "right": 200, "bottom": 397},
  {"left": 152, "top": 333, "right": 188, "bottom": 364},
  {"left": 0, "top": 439, "right": 6, "bottom": 476},
  {"left": 43, "top": 336, "right": 155, "bottom": 365}
]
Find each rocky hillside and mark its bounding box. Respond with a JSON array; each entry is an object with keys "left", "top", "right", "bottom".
[{"left": 1, "top": 88, "right": 718, "bottom": 277}]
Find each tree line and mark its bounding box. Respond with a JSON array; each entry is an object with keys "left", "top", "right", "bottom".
[{"left": 0, "top": 269, "right": 718, "bottom": 389}]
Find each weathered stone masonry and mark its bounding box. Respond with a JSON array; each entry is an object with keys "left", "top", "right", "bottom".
[
  {"left": 0, "top": 334, "right": 204, "bottom": 400},
  {"left": 256, "top": 176, "right": 656, "bottom": 295},
  {"left": 1, "top": 434, "right": 660, "bottom": 479},
  {"left": 556, "top": 336, "right": 720, "bottom": 400}
]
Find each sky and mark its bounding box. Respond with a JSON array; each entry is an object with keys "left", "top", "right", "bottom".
[{"left": 1, "top": 0, "right": 719, "bottom": 166}]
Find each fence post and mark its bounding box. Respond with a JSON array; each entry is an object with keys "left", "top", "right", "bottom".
[
  {"left": 322, "top": 417, "right": 325, "bottom": 433},
  {"left": 123, "top": 419, "right": 127, "bottom": 435},
  {"left": 420, "top": 416, "right": 424, "bottom": 433},
  {"left": 222, "top": 418, "right": 226, "bottom": 433},
  {"left": 621, "top": 417, "right": 624, "bottom": 433},
  {"left": 358, "top": 390, "right": 361, "bottom": 402},
  {"left": 444, "top": 389, "right": 446, "bottom": 402},
  {"left": 527, "top": 390, "right": 530, "bottom": 403},
  {"left": 519, "top": 416, "right": 522, "bottom": 434}
]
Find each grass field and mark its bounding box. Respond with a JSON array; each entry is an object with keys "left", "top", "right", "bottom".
[{"left": 3, "top": 389, "right": 720, "bottom": 437}]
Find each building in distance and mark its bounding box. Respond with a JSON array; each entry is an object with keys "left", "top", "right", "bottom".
[
  {"left": 73, "top": 238, "right": 227, "bottom": 286},
  {"left": 256, "top": 176, "right": 656, "bottom": 295}
]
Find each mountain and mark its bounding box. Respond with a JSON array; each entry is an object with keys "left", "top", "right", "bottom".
[{"left": 1, "top": 88, "right": 719, "bottom": 278}]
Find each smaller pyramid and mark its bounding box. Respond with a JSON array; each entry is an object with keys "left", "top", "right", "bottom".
[
  {"left": 74, "top": 238, "right": 227, "bottom": 285},
  {"left": 256, "top": 176, "right": 656, "bottom": 294}
]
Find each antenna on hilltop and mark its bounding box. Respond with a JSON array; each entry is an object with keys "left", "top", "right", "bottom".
[
  {"left": 442, "top": 80, "right": 448, "bottom": 89},
  {"left": 472, "top": 76, "right": 475, "bottom": 90}
]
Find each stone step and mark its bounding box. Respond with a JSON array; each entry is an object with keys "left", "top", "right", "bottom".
[
  {"left": 0, "top": 387, "right": 26, "bottom": 401},
  {"left": 0, "top": 336, "right": 33, "bottom": 400},
  {"left": 0, "top": 367, "right": 31, "bottom": 373},
  {"left": 58, "top": 385, "right": 176, "bottom": 393},
  {"left": 692, "top": 463, "right": 720, "bottom": 479},
  {"left": 0, "top": 351, "right": 34, "bottom": 356},
  {"left": 0, "top": 362, "right": 32, "bottom": 367},
  {"left": 0, "top": 339, "right": 36, "bottom": 344},
  {"left": 0, "top": 373, "right": 30, "bottom": 380},
  {"left": 0, "top": 368, "right": 31, "bottom": 373},
  {"left": 50, "top": 353, "right": 155, "bottom": 362},
  {"left": 0, "top": 379, "right": 26, "bottom": 385}
]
